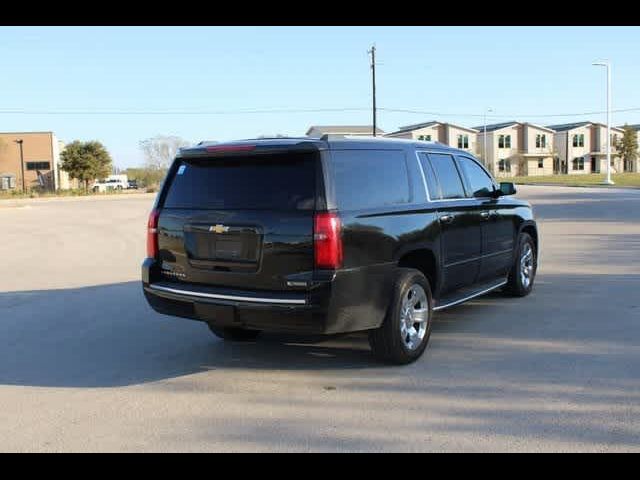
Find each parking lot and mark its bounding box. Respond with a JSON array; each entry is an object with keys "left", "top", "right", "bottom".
[{"left": 0, "top": 185, "right": 639, "bottom": 452}]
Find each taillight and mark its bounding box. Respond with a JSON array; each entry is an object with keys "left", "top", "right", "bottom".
[
  {"left": 147, "top": 209, "right": 160, "bottom": 258},
  {"left": 314, "top": 212, "right": 343, "bottom": 269}
]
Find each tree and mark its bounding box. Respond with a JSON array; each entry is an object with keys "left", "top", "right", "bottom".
[
  {"left": 125, "top": 167, "right": 166, "bottom": 189},
  {"left": 60, "top": 140, "right": 113, "bottom": 192},
  {"left": 139, "top": 135, "right": 190, "bottom": 171},
  {"left": 616, "top": 125, "right": 638, "bottom": 172}
]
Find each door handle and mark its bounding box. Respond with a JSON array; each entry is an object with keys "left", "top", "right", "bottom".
[
  {"left": 439, "top": 214, "right": 455, "bottom": 224},
  {"left": 480, "top": 211, "right": 491, "bottom": 220}
]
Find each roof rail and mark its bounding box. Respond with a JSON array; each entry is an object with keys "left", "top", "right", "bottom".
[
  {"left": 197, "top": 141, "right": 219, "bottom": 146},
  {"left": 319, "top": 134, "right": 346, "bottom": 141}
]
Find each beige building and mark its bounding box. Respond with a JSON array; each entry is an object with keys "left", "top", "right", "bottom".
[
  {"left": 0, "top": 132, "right": 63, "bottom": 192},
  {"left": 547, "top": 122, "right": 625, "bottom": 175},
  {"left": 384, "top": 121, "right": 478, "bottom": 153},
  {"left": 473, "top": 122, "right": 555, "bottom": 178},
  {"left": 305, "top": 125, "right": 384, "bottom": 137}
]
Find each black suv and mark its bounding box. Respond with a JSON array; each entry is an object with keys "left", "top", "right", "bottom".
[{"left": 142, "top": 137, "right": 538, "bottom": 364}]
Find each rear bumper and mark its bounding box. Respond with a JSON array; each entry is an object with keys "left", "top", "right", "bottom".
[
  {"left": 142, "top": 258, "right": 392, "bottom": 335},
  {"left": 143, "top": 282, "right": 328, "bottom": 334}
]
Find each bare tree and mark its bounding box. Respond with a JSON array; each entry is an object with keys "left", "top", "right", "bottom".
[
  {"left": 257, "top": 134, "right": 287, "bottom": 139},
  {"left": 139, "top": 135, "right": 191, "bottom": 171}
]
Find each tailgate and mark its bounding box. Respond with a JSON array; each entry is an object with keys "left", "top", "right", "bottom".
[{"left": 155, "top": 150, "right": 321, "bottom": 292}]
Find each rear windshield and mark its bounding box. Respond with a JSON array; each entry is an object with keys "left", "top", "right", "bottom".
[{"left": 163, "top": 152, "right": 317, "bottom": 210}]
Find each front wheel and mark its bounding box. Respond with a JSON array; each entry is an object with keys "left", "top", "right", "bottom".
[
  {"left": 369, "top": 268, "right": 433, "bottom": 365},
  {"left": 504, "top": 232, "right": 537, "bottom": 297}
]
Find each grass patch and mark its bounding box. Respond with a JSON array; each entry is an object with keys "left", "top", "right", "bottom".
[
  {"left": 511, "top": 172, "right": 640, "bottom": 188},
  {"left": 0, "top": 188, "right": 152, "bottom": 200}
]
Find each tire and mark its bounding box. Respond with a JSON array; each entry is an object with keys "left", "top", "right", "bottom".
[
  {"left": 504, "top": 232, "right": 537, "bottom": 297},
  {"left": 368, "top": 268, "right": 433, "bottom": 365},
  {"left": 207, "top": 324, "right": 262, "bottom": 341}
]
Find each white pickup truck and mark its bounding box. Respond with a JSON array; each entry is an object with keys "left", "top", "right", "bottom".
[{"left": 91, "top": 178, "right": 128, "bottom": 192}]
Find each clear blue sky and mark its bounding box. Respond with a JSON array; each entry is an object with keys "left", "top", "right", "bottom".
[{"left": 1, "top": 26, "right": 639, "bottom": 168}]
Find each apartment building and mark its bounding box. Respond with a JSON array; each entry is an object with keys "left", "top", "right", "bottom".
[
  {"left": 384, "top": 121, "right": 478, "bottom": 153},
  {"left": 547, "top": 122, "right": 625, "bottom": 175},
  {"left": 473, "top": 122, "right": 555, "bottom": 177},
  {"left": 305, "top": 125, "right": 384, "bottom": 137},
  {"left": 0, "top": 131, "right": 62, "bottom": 192}
]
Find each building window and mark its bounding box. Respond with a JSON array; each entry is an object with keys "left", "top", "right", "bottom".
[
  {"left": 572, "top": 158, "right": 585, "bottom": 170},
  {"left": 498, "top": 159, "right": 511, "bottom": 172},
  {"left": 498, "top": 135, "right": 511, "bottom": 149},
  {"left": 572, "top": 134, "right": 585, "bottom": 147},
  {"left": 536, "top": 134, "right": 546, "bottom": 148},
  {"left": 418, "top": 135, "right": 431, "bottom": 141},
  {"left": 26, "top": 161, "right": 51, "bottom": 171},
  {"left": 538, "top": 159, "right": 544, "bottom": 168},
  {"left": 457, "top": 134, "right": 469, "bottom": 149},
  {"left": 0, "top": 175, "right": 16, "bottom": 190}
]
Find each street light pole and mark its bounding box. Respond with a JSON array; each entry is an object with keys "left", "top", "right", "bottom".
[
  {"left": 15, "top": 139, "right": 25, "bottom": 192},
  {"left": 483, "top": 108, "right": 493, "bottom": 169},
  {"left": 593, "top": 61, "right": 614, "bottom": 185}
]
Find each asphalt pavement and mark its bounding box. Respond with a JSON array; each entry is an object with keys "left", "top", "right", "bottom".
[{"left": 0, "top": 185, "right": 638, "bottom": 452}]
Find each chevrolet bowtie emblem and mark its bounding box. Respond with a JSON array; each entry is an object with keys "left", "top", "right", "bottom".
[{"left": 210, "top": 224, "right": 230, "bottom": 234}]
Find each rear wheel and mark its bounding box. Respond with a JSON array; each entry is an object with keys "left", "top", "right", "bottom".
[
  {"left": 207, "top": 325, "right": 262, "bottom": 341},
  {"left": 369, "top": 268, "right": 433, "bottom": 365},
  {"left": 504, "top": 232, "right": 536, "bottom": 297}
]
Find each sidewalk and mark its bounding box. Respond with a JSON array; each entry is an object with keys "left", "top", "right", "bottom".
[{"left": 0, "top": 192, "right": 156, "bottom": 208}]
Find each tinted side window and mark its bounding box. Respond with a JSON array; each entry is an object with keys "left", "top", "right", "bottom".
[
  {"left": 418, "top": 152, "right": 442, "bottom": 200},
  {"left": 426, "top": 153, "right": 466, "bottom": 199},
  {"left": 457, "top": 156, "right": 495, "bottom": 198},
  {"left": 330, "top": 150, "right": 410, "bottom": 210}
]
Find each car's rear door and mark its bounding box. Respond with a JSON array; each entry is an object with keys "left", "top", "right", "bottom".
[
  {"left": 155, "top": 147, "right": 322, "bottom": 292},
  {"left": 418, "top": 152, "right": 482, "bottom": 294}
]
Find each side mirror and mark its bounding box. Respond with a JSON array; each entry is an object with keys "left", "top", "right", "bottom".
[{"left": 499, "top": 182, "right": 517, "bottom": 196}]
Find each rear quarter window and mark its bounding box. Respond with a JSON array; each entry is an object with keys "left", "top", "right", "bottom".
[
  {"left": 329, "top": 150, "right": 410, "bottom": 211},
  {"left": 162, "top": 152, "right": 317, "bottom": 210}
]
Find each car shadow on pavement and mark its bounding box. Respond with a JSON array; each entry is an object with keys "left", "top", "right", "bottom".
[
  {"left": 1, "top": 269, "right": 639, "bottom": 391},
  {"left": 0, "top": 281, "right": 381, "bottom": 388}
]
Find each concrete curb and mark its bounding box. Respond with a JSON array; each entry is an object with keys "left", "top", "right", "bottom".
[
  {"left": 0, "top": 192, "right": 156, "bottom": 208},
  {"left": 515, "top": 183, "right": 640, "bottom": 190}
]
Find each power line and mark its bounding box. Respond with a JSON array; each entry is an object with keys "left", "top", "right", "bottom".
[
  {"left": 0, "top": 107, "right": 369, "bottom": 115},
  {"left": 379, "top": 106, "right": 640, "bottom": 119},
  {"left": 1, "top": 105, "right": 640, "bottom": 119}
]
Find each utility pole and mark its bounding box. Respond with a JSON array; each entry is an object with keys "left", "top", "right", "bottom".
[
  {"left": 368, "top": 44, "right": 377, "bottom": 136},
  {"left": 15, "top": 139, "right": 25, "bottom": 192}
]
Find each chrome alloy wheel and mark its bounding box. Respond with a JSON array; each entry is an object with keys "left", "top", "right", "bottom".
[
  {"left": 520, "top": 243, "right": 534, "bottom": 289},
  {"left": 399, "top": 284, "right": 429, "bottom": 351}
]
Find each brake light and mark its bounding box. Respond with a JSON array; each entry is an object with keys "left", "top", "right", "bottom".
[
  {"left": 147, "top": 209, "right": 160, "bottom": 258},
  {"left": 206, "top": 144, "right": 256, "bottom": 153},
  {"left": 314, "top": 212, "right": 343, "bottom": 269}
]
